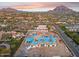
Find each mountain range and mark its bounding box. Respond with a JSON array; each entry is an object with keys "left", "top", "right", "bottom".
[
  {"left": 0, "top": 5, "right": 78, "bottom": 15},
  {"left": 48, "top": 5, "right": 77, "bottom": 15},
  {"left": 0, "top": 8, "right": 17, "bottom": 13}
]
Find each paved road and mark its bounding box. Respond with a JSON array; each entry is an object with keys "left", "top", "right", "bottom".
[
  {"left": 54, "top": 25, "right": 79, "bottom": 57},
  {"left": 14, "top": 40, "right": 29, "bottom": 57}
]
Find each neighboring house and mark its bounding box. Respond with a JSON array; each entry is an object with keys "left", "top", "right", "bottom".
[
  {"left": 0, "top": 31, "right": 4, "bottom": 41},
  {"left": 36, "top": 25, "right": 48, "bottom": 32},
  {"left": 66, "top": 24, "right": 79, "bottom": 32}
]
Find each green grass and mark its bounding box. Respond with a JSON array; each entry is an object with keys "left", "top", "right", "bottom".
[
  {"left": 9, "top": 37, "right": 23, "bottom": 56},
  {"left": 60, "top": 25, "right": 79, "bottom": 45}
]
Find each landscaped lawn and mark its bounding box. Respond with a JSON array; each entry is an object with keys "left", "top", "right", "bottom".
[{"left": 60, "top": 25, "right": 79, "bottom": 45}]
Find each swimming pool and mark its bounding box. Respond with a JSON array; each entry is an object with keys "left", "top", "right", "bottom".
[
  {"left": 25, "top": 33, "right": 56, "bottom": 46},
  {"left": 32, "top": 33, "right": 37, "bottom": 37}
]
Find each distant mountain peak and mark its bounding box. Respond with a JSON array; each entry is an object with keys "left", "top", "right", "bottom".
[
  {"left": 54, "top": 5, "right": 70, "bottom": 11},
  {"left": 48, "top": 5, "right": 76, "bottom": 14},
  {"left": 55, "top": 5, "right": 68, "bottom": 8},
  {"left": 0, "top": 8, "right": 17, "bottom": 12}
]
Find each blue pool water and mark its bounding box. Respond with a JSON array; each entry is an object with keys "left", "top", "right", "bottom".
[
  {"left": 32, "top": 33, "right": 37, "bottom": 37},
  {"left": 25, "top": 33, "right": 56, "bottom": 45},
  {"left": 26, "top": 37, "right": 34, "bottom": 43}
]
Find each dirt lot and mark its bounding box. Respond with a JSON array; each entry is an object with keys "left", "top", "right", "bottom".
[
  {"left": 14, "top": 31, "right": 72, "bottom": 57},
  {"left": 27, "top": 40, "right": 72, "bottom": 57}
]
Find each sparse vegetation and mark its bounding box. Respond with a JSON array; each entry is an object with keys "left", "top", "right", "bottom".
[
  {"left": 60, "top": 25, "right": 79, "bottom": 45},
  {"left": 10, "top": 37, "right": 24, "bottom": 56}
]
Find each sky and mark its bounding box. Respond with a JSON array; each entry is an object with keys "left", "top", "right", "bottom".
[{"left": 0, "top": 2, "right": 79, "bottom": 12}]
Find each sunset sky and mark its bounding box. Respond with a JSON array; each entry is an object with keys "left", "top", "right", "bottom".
[{"left": 0, "top": 2, "right": 79, "bottom": 12}]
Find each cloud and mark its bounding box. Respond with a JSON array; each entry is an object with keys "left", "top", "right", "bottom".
[
  {"left": 12, "top": 2, "right": 60, "bottom": 10},
  {"left": 12, "top": 3, "right": 44, "bottom": 9},
  {"left": 1, "top": 2, "right": 79, "bottom": 11}
]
